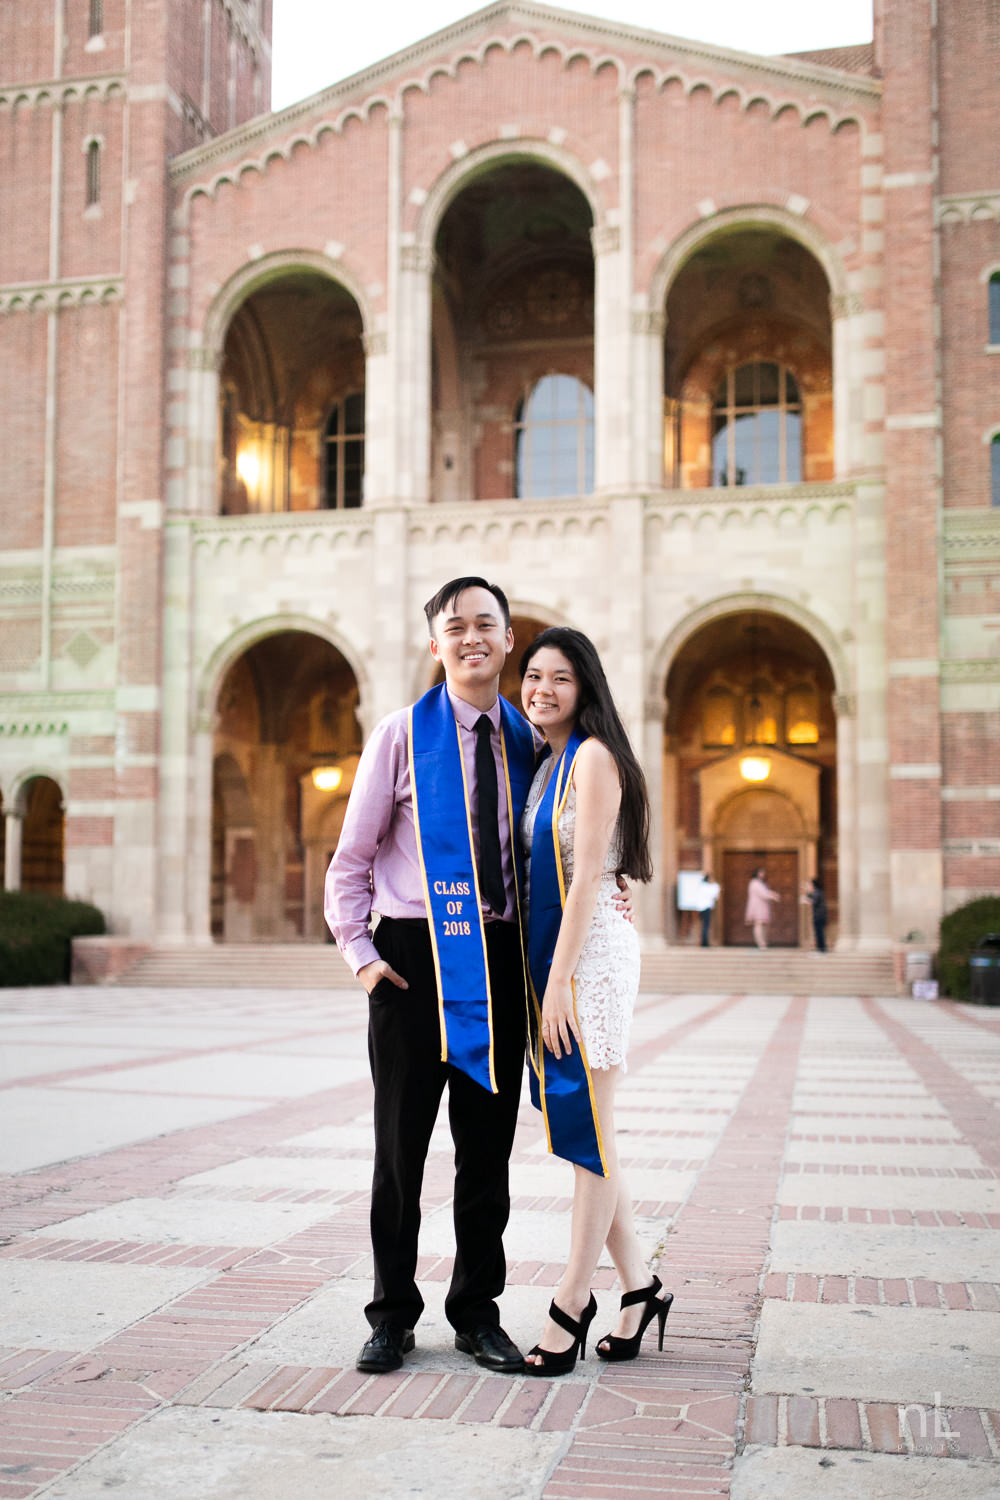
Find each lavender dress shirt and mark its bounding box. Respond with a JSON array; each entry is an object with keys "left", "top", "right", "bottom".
[{"left": 324, "top": 689, "right": 541, "bottom": 975}]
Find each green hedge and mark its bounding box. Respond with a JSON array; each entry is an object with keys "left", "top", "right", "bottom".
[
  {"left": 936, "top": 896, "right": 1000, "bottom": 1002},
  {"left": 0, "top": 891, "right": 105, "bottom": 987}
]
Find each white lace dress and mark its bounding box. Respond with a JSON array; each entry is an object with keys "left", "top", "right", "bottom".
[{"left": 521, "top": 764, "right": 640, "bottom": 1071}]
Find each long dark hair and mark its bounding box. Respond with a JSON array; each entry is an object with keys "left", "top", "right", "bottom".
[{"left": 520, "top": 627, "right": 652, "bottom": 882}]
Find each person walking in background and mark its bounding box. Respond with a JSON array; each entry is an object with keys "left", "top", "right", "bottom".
[
  {"left": 694, "top": 872, "right": 720, "bottom": 947},
  {"left": 745, "top": 866, "right": 780, "bottom": 949},
  {"left": 802, "top": 878, "right": 828, "bottom": 952}
]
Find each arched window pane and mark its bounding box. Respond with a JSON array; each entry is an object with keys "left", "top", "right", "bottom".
[
  {"left": 324, "top": 394, "right": 364, "bottom": 509},
  {"left": 703, "top": 686, "right": 736, "bottom": 747},
  {"left": 86, "top": 142, "right": 100, "bottom": 207},
  {"left": 514, "top": 374, "right": 594, "bottom": 498},
  {"left": 990, "top": 274, "right": 1000, "bottom": 345},
  {"left": 712, "top": 361, "right": 802, "bottom": 486},
  {"left": 786, "top": 684, "right": 819, "bottom": 744}
]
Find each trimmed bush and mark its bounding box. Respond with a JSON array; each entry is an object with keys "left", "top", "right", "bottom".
[
  {"left": 0, "top": 891, "right": 105, "bottom": 987},
  {"left": 936, "top": 896, "right": 1000, "bottom": 1002}
]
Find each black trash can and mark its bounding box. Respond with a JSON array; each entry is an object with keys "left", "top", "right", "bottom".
[{"left": 969, "top": 934, "right": 1000, "bottom": 1005}]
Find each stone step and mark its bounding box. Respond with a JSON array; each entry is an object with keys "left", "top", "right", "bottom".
[{"left": 110, "top": 942, "right": 899, "bottom": 995}]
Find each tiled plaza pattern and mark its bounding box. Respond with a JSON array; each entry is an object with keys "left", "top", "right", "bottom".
[{"left": 0, "top": 985, "right": 998, "bottom": 1498}]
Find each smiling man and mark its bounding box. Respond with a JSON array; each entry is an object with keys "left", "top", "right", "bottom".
[{"left": 325, "top": 577, "right": 540, "bottom": 1377}]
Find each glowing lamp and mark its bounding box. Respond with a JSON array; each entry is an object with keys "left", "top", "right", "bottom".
[
  {"left": 311, "top": 766, "right": 343, "bottom": 792},
  {"left": 739, "top": 755, "right": 771, "bottom": 783},
  {"left": 236, "top": 447, "right": 260, "bottom": 493}
]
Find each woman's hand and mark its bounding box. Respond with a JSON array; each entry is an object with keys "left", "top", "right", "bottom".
[
  {"left": 614, "top": 873, "right": 634, "bottom": 923},
  {"left": 540, "top": 976, "right": 581, "bottom": 1060}
]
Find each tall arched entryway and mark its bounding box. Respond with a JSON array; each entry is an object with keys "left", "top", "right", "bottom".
[
  {"left": 218, "top": 271, "right": 366, "bottom": 514},
  {"left": 664, "top": 610, "right": 837, "bottom": 947},
  {"left": 431, "top": 161, "right": 595, "bottom": 501},
  {"left": 211, "top": 631, "right": 362, "bottom": 941},
  {"left": 17, "top": 776, "right": 65, "bottom": 896}
]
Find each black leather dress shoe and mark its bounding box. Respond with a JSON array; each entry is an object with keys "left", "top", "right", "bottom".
[
  {"left": 454, "top": 1324, "right": 525, "bottom": 1373},
  {"left": 356, "top": 1322, "right": 415, "bottom": 1374}
]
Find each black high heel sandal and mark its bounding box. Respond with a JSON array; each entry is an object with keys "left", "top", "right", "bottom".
[
  {"left": 595, "top": 1274, "right": 673, "bottom": 1362},
  {"left": 523, "top": 1292, "right": 597, "bottom": 1376}
]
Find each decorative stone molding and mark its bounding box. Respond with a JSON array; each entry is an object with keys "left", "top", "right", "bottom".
[
  {"left": 833, "top": 692, "right": 857, "bottom": 718},
  {"left": 0, "top": 277, "right": 123, "bottom": 315},
  {"left": 170, "top": 11, "right": 875, "bottom": 197},
  {"left": 943, "top": 838, "right": 1000, "bottom": 857},
  {"left": 362, "top": 330, "right": 389, "bottom": 358},
  {"left": 937, "top": 193, "right": 1000, "bottom": 226},
  {"left": 0, "top": 720, "right": 69, "bottom": 738},
  {"left": 942, "top": 511, "right": 1000, "bottom": 563},
  {"left": 590, "top": 224, "right": 621, "bottom": 256},
  {"left": 188, "top": 346, "right": 223, "bottom": 371},
  {"left": 829, "top": 291, "right": 865, "bottom": 318},
  {"left": 631, "top": 310, "right": 667, "bottom": 336},
  {"left": 399, "top": 246, "right": 436, "bottom": 275},
  {"left": 0, "top": 74, "right": 125, "bottom": 109},
  {"left": 940, "top": 659, "right": 1000, "bottom": 684}
]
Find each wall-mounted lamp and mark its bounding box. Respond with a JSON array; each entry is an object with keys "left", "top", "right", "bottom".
[
  {"left": 236, "top": 446, "right": 260, "bottom": 496},
  {"left": 311, "top": 766, "right": 343, "bottom": 792},
  {"left": 739, "top": 754, "right": 771, "bottom": 783}
]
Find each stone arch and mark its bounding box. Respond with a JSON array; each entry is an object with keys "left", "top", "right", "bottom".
[
  {"left": 646, "top": 203, "right": 849, "bottom": 315},
  {"left": 414, "top": 138, "right": 605, "bottom": 256},
  {"left": 198, "top": 614, "right": 370, "bottom": 727},
  {"left": 203, "top": 249, "right": 372, "bottom": 364},
  {"left": 649, "top": 590, "right": 850, "bottom": 706}
]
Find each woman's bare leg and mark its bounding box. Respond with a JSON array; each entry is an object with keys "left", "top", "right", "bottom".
[
  {"left": 526, "top": 1066, "right": 665, "bottom": 1362},
  {"left": 753, "top": 920, "right": 768, "bottom": 948}
]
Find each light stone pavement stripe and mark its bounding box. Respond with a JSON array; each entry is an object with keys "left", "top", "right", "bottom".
[{"left": 0, "top": 986, "right": 998, "bottom": 1500}]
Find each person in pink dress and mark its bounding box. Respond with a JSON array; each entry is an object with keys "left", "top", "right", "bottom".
[{"left": 745, "top": 867, "right": 780, "bottom": 948}]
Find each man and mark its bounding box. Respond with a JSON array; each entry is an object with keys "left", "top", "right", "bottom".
[
  {"left": 325, "top": 577, "right": 537, "bottom": 1377},
  {"left": 695, "top": 872, "right": 720, "bottom": 947}
]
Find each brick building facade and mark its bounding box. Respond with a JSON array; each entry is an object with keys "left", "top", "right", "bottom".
[{"left": 1, "top": 0, "right": 997, "bottom": 971}]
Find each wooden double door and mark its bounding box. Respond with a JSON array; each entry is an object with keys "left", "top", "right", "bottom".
[{"left": 721, "top": 850, "right": 800, "bottom": 947}]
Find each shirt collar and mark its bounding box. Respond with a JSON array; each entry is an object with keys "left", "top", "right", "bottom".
[{"left": 447, "top": 688, "right": 501, "bottom": 731}]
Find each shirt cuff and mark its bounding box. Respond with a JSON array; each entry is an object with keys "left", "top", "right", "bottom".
[{"left": 341, "top": 935, "right": 380, "bottom": 976}]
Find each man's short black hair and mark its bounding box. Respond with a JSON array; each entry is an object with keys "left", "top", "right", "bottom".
[{"left": 423, "top": 577, "right": 512, "bottom": 634}]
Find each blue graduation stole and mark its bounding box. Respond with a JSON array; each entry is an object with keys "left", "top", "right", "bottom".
[
  {"left": 526, "top": 728, "right": 608, "bottom": 1177},
  {"left": 408, "top": 683, "right": 536, "bottom": 1094}
]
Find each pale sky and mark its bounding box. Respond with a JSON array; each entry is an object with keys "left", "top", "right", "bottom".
[{"left": 271, "top": 1, "right": 875, "bottom": 112}]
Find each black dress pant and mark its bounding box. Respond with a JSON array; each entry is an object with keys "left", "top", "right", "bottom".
[{"left": 365, "top": 917, "right": 526, "bottom": 1334}]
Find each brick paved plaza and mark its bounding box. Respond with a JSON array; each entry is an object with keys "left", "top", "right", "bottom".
[{"left": 1, "top": 984, "right": 998, "bottom": 1499}]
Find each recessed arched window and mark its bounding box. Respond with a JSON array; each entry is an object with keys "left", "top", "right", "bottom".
[
  {"left": 786, "top": 684, "right": 820, "bottom": 745},
  {"left": 992, "top": 434, "right": 1000, "bottom": 508},
  {"left": 324, "top": 393, "right": 364, "bottom": 509},
  {"left": 89, "top": 0, "right": 103, "bottom": 37},
  {"left": 990, "top": 273, "right": 1000, "bottom": 345},
  {"left": 514, "top": 374, "right": 594, "bottom": 499},
  {"left": 712, "top": 361, "right": 802, "bottom": 486},
  {"left": 702, "top": 685, "right": 737, "bottom": 747},
  {"left": 85, "top": 141, "right": 101, "bottom": 207}
]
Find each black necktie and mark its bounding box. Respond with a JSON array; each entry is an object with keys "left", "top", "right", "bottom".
[{"left": 474, "top": 714, "right": 506, "bottom": 915}]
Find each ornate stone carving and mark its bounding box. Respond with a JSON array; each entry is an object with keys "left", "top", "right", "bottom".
[
  {"left": 631, "top": 310, "right": 667, "bottom": 337},
  {"left": 590, "top": 224, "right": 621, "bottom": 256},
  {"left": 400, "top": 245, "right": 436, "bottom": 275},
  {"left": 829, "top": 291, "right": 866, "bottom": 318}
]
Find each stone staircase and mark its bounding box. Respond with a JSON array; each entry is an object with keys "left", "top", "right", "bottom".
[{"left": 104, "top": 941, "right": 899, "bottom": 995}]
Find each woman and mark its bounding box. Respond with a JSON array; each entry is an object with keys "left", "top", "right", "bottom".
[
  {"left": 518, "top": 627, "right": 672, "bottom": 1375},
  {"left": 745, "top": 866, "right": 780, "bottom": 949}
]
